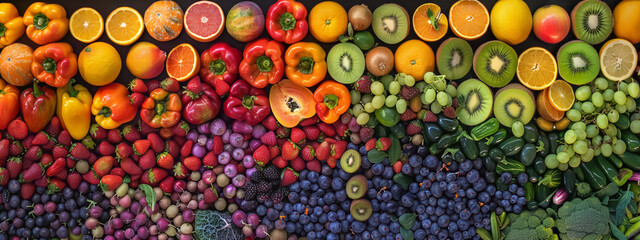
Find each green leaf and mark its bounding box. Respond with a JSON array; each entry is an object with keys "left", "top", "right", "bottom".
[
  {"left": 368, "top": 149, "right": 387, "bottom": 163},
  {"left": 139, "top": 184, "right": 156, "bottom": 211},
  {"left": 388, "top": 137, "right": 401, "bottom": 164},
  {"left": 347, "top": 22, "right": 354, "bottom": 37},
  {"left": 400, "top": 228, "right": 414, "bottom": 240},
  {"left": 615, "top": 188, "right": 633, "bottom": 225},
  {"left": 426, "top": 8, "right": 439, "bottom": 31},
  {"left": 610, "top": 221, "right": 626, "bottom": 240},
  {"left": 399, "top": 213, "right": 416, "bottom": 230}
]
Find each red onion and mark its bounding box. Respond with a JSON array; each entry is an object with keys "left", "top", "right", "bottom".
[
  {"left": 202, "top": 170, "right": 215, "bottom": 185},
  {"left": 206, "top": 138, "right": 214, "bottom": 151},
  {"left": 218, "top": 152, "right": 231, "bottom": 165},
  {"left": 197, "top": 122, "right": 210, "bottom": 134},
  {"left": 232, "top": 121, "right": 253, "bottom": 134},
  {"left": 225, "top": 164, "right": 238, "bottom": 178},
  {"left": 224, "top": 184, "right": 237, "bottom": 198},
  {"left": 222, "top": 129, "right": 231, "bottom": 143},
  {"left": 197, "top": 134, "right": 208, "bottom": 146},
  {"left": 230, "top": 133, "right": 244, "bottom": 147},
  {"left": 250, "top": 139, "right": 261, "bottom": 151},
  {"left": 192, "top": 145, "right": 206, "bottom": 158},
  {"left": 232, "top": 210, "right": 247, "bottom": 227},
  {"left": 186, "top": 131, "right": 198, "bottom": 142},
  {"left": 232, "top": 148, "right": 245, "bottom": 160},
  {"left": 553, "top": 188, "right": 568, "bottom": 205}
]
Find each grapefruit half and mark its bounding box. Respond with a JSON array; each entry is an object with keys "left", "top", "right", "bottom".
[{"left": 184, "top": 1, "right": 224, "bottom": 42}]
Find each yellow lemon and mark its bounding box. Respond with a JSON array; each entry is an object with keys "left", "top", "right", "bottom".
[
  {"left": 490, "top": 0, "right": 532, "bottom": 45},
  {"left": 78, "top": 42, "right": 122, "bottom": 86}
]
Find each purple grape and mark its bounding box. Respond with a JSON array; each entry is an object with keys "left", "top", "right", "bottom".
[
  {"left": 246, "top": 213, "right": 259, "bottom": 227},
  {"left": 206, "top": 138, "right": 214, "bottom": 151},
  {"left": 124, "top": 228, "right": 135, "bottom": 239},
  {"left": 89, "top": 206, "right": 103, "bottom": 218},
  {"left": 256, "top": 225, "right": 268, "bottom": 238},
  {"left": 252, "top": 124, "right": 266, "bottom": 138},
  {"left": 222, "top": 130, "right": 231, "bottom": 143},
  {"left": 223, "top": 143, "right": 234, "bottom": 153},
  {"left": 249, "top": 139, "right": 261, "bottom": 151},
  {"left": 232, "top": 210, "right": 247, "bottom": 227},
  {"left": 156, "top": 218, "right": 170, "bottom": 232},
  {"left": 114, "top": 230, "right": 125, "bottom": 240}
]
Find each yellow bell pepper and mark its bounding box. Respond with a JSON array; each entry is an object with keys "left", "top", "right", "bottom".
[
  {"left": 23, "top": 2, "right": 68, "bottom": 45},
  {"left": 56, "top": 79, "right": 92, "bottom": 140},
  {"left": 0, "top": 3, "right": 25, "bottom": 48}
]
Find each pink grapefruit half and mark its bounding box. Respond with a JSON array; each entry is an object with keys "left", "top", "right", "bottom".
[{"left": 184, "top": 1, "right": 224, "bottom": 42}]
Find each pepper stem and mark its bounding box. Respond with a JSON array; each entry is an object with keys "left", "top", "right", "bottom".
[
  {"left": 33, "top": 13, "right": 49, "bottom": 31},
  {"left": 42, "top": 58, "right": 56, "bottom": 74},
  {"left": 156, "top": 102, "right": 165, "bottom": 115},
  {"left": 298, "top": 57, "right": 315, "bottom": 74},
  {"left": 242, "top": 95, "right": 256, "bottom": 110},
  {"left": 0, "top": 23, "right": 6, "bottom": 37},
  {"left": 67, "top": 79, "right": 79, "bottom": 98},
  {"left": 279, "top": 12, "right": 296, "bottom": 31},
  {"left": 324, "top": 94, "right": 339, "bottom": 109},
  {"left": 97, "top": 106, "right": 112, "bottom": 118},
  {"left": 32, "top": 80, "right": 42, "bottom": 98},
  {"left": 256, "top": 56, "right": 273, "bottom": 72},
  {"left": 209, "top": 59, "right": 227, "bottom": 75}
]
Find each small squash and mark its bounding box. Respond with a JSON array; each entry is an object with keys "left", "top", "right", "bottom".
[
  {"left": 144, "top": 0, "right": 184, "bottom": 42},
  {"left": 0, "top": 43, "right": 34, "bottom": 86}
]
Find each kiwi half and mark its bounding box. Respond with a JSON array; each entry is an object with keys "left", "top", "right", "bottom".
[
  {"left": 493, "top": 84, "right": 535, "bottom": 127},
  {"left": 557, "top": 40, "right": 600, "bottom": 85},
  {"left": 372, "top": 4, "right": 410, "bottom": 44},
  {"left": 571, "top": 0, "right": 613, "bottom": 45},
  {"left": 350, "top": 199, "right": 373, "bottom": 221},
  {"left": 340, "top": 149, "right": 362, "bottom": 173},
  {"left": 437, "top": 38, "right": 473, "bottom": 80},
  {"left": 473, "top": 40, "right": 518, "bottom": 88},
  {"left": 456, "top": 79, "right": 493, "bottom": 126},
  {"left": 327, "top": 43, "right": 366, "bottom": 84},
  {"left": 346, "top": 175, "right": 368, "bottom": 199}
]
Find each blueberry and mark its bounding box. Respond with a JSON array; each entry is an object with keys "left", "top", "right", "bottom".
[
  {"left": 318, "top": 176, "right": 331, "bottom": 189},
  {"left": 401, "top": 164, "right": 412, "bottom": 175},
  {"left": 466, "top": 170, "right": 480, "bottom": 183},
  {"left": 447, "top": 182, "right": 460, "bottom": 194},
  {"left": 501, "top": 172, "right": 512, "bottom": 183},
  {"left": 478, "top": 192, "right": 490, "bottom": 203},
  {"left": 465, "top": 189, "right": 476, "bottom": 199},
  {"left": 508, "top": 184, "right": 518, "bottom": 193},
  {"left": 372, "top": 164, "right": 384, "bottom": 175},
  {"left": 435, "top": 207, "right": 444, "bottom": 216},
  {"left": 516, "top": 187, "right": 526, "bottom": 197},
  {"left": 420, "top": 167, "right": 430, "bottom": 177},
  {"left": 517, "top": 173, "right": 528, "bottom": 185},
  {"left": 513, "top": 204, "right": 523, "bottom": 214},
  {"left": 378, "top": 224, "right": 390, "bottom": 235},
  {"left": 308, "top": 172, "right": 319, "bottom": 183},
  {"left": 380, "top": 213, "right": 391, "bottom": 224},
  {"left": 382, "top": 167, "right": 394, "bottom": 179},
  {"left": 430, "top": 223, "right": 441, "bottom": 235},
  {"left": 424, "top": 155, "right": 439, "bottom": 169}
]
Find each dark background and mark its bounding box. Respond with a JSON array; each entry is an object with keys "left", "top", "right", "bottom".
[{"left": 8, "top": 0, "right": 625, "bottom": 91}]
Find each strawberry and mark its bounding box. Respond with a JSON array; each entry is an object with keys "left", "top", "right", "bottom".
[
  {"left": 82, "top": 171, "right": 101, "bottom": 185},
  {"left": 333, "top": 121, "right": 349, "bottom": 138},
  {"left": 146, "top": 79, "right": 161, "bottom": 93},
  {"left": 377, "top": 137, "right": 391, "bottom": 151},
  {"left": 281, "top": 141, "right": 299, "bottom": 161},
  {"left": 99, "top": 174, "right": 123, "bottom": 191},
  {"left": 211, "top": 136, "right": 223, "bottom": 155},
  {"left": 406, "top": 120, "right": 422, "bottom": 135},
  {"left": 317, "top": 123, "right": 336, "bottom": 137},
  {"left": 290, "top": 157, "right": 305, "bottom": 172},
  {"left": 253, "top": 145, "right": 270, "bottom": 166},
  {"left": 107, "top": 129, "right": 122, "bottom": 144},
  {"left": 156, "top": 152, "right": 174, "bottom": 169},
  {"left": 159, "top": 176, "right": 174, "bottom": 194},
  {"left": 22, "top": 163, "right": 43, "bottom": 182},
  {"left": 299, "top": 115, "right": 319, "bottom": 126},
  {"left": 0, "top": 139, "right": 9, "bottom": 164},
  {"left": 97, "top": 141, "right": 115, "bottom": 156},
  {"left": 271, "top": 156, "right": 287, "bottom": 169},
  {"left": 54, "top": 169, "right": 67, "bottom": 180},
  {"left": 276, "top": 138, "right": 287, "bottom": 147},
  {"left": 331, "top": 140, "right": 348, "bottom": 158},
  {"left": 31, "top": 132, "right": 50, "bottom": 146},
  {"left": 57, "top": 130, "right": 72, "bottom": 147},
  {"left": 400, "top": 110, "right": 417, "bottom": 121},
  {"left": 129, "top": 78, "right": 148, "bottom": 93},
  {"left": 262, "top": 115, "right": 278, "bottom": 131},
  {"left": 69, "top": 143, "right": 91, "bottom": 160},
  {"left": 122, "top": 124, "right": 142, "bottom": 142},
  {"left": 301, "top": 145, "right": 315, "bottom": 161},
  {"left": 45, "top": 116, "right": 62, "bottom": 136},
  {"left": 21, "top": 183, "right": 36, "bottom": 199},
  {"left": 280, "top": 167, "right": 298, "bottom": 186},
  {"left": 23, "top": 146, "right": 42, "bottom": 165},
  {"left": 110, "top": 167, "right": 126, "bottom": 177},
  {"left": 365, "top": 138, "right": 377, "bottom": 151},
  {"left": 66, "top": 157, "right": 76, "bottom": 169},
  {"left": 421, "top": 110, "right": 438, "bottom": 123},
  {"left": 45, "top": 158, "right": 66, "bottom": 177},
  {"left": 202, "top": 151, "right": 218, "bottom": 167},
  {"left": 89, "top": 124, "right": 107, "bottom": 140},
  {"left": 302, "top": 126, "right": 321, "bottom": 141},
  {"left": 269, "top": 145, "right": 280, "bottom": 160},
  {"left": 139, "top": 151, "right": 156, "bottom": 170},
  {"left": 133, "top": 139, "right": 151, "bottom": 155},
  {"left": 52, "top": 145, "right": 68, "bottom": 160},
  {"left": 120, "top": 157, "right": 144, "bottom": 176},
  {"left": 306, "top": 160, "right": 321, "bottom": 172},
  {"left": 6, "top": 157, "right": 21, "bottom": 178},
  {"left": 393, "top": 161, "right": 402, "bottom": 173},
  {"left": 7, "top": 119, "right": 27, "bottom": 140},
  {"left": 173, "top": 162, "right": 189, "bottom": 179},
  {"left": 21, "top": 134, "right": 34, "bottom": 149},
  {"left": 161, "top": 78, "right": 180, "bottom": 92},
  {"left": 129, "top": 92, "right": 146, "bottom": 108},
  {"left": 139, "top": 119, "right": 157, "bottom": 135},
  {"left": 67, "top": 172, "right": 82, "bottom": 190},
  {"left": 315, "top": 142, "right": 331, "bottom": 161},
  {"left": 0, "top": 168, "right": 8, "bottom": 185},
  {"left": 185, "top": 76, "right": 203, "bottom": 94},
  {"left": 203, "top": 187, "right": 218, "bottom": 203},
  {"left": 275, "top": 126, "right": 290, "bottom": 138},
  {"left": 400, "top": 86, "right": 419, "bottom": 100},
  {"left": 116, "top": 143, "right": 134, "bottom": 159},
  {"left": 180, "top": 140, "right": 194, "bottom": 157},
  {"left": 290, "top": 128, "right": 306, "bottom": 145},
  {"left": 143, "top": 168, "right": 168, "bottom": 186},
  {"left": 39, "top": 153, "right": 53, "bottom": 167},
  {"left": 171, "top": 121, "right": 190, "bottom": 137},
  {"left": 88, "top": 153, "right": 98, "bottom": 164},
  {"left": 32, "top": 175, "right": 48, "bottom": 187},
  {"left": 183, "top": 156, "right": 201, "bottom": 171},
  {"left": 443, "top": 106, "right": 456, "bottom": 119},
  {"left": 93, "top": 156, "right": 115, "bottom": 176},
  {"left": 166, "top": 139, "right": 180, "bottom": 158},
  {"left": 147, "top": 133, "right": 164, "bottom": 153},
  {"left": 260, "top": 131, "right": 277, "bottom": 146},
  {"left": 326, "top": 157, "right": 337, "bottom": 168}
]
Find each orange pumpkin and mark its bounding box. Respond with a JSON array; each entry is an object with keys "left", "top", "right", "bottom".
[
  {"left": 269, "top": 79, "right": 316, "bottom": 128},
  {"left": 144, "top": 0, "right": 184, "bottom": 42},
  {"left": 0, "top": 43, "right": 34, "bottom": 86}
]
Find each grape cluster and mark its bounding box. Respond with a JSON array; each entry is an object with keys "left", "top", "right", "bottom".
[
  {"left": 419, "top": 72, "right": 458, "bottom": 115},
  {"left": 351, "top": 74, "right": 418, "bottom": 125},
  {"left": 546, "top": 78, "right": 640, "bottom": 170}
]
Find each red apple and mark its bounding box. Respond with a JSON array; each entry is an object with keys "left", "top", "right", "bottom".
[{"left": 533, "top": 5, "right": 571, "bottom": 44}]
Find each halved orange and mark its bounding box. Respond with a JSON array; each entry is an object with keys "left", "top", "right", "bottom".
[
  {"left": 70, "top": 8, "right": 104, "bottom": 43},
  {"left": 517, "top": 47, "right": 557, "bottom": 90},
  {"left": 166, "top": 43, "right": 200, "bottom": 81},
  {"left": 106, "top": 7, "right": 144, "bottom": 46},
  {"left": 449, "top": 0, "right": 489, "bottom": 40},
  {"left": 537, "top": 87, "right": 564, "bottom": 122},
  {"left": 548, "top": 79, "right": 575, "bottom": 111},
  {"left": 413, "top": 3, "right": 448, "bottom": 42},
  {"left": 599, "top": 38, "right": 638, "bottom": 81}
]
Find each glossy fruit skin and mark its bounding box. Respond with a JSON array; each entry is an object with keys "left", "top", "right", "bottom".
[
  {"left": 490, "top": 0, "right": 532, "bottom": 45},
  {"left": 533, "top": 5, "right": 570, "bottom": 44},
  {"left": 78, "top": 42, "right": 121, "bottom": 86},
  {"left": 226, "top": 1, "right": 265, "bottom": 42},
  {"left": 394, "top": 39, "right": 435, "bottom": 81},
  {"left": 309, "top": 1, "right": 348, "bottom": 43},
  {"left": 126, "top": 42, "right": 166, "bottom": 79},
  {"left": 613, "top": 0, "right": 640, "bottom": 44}
]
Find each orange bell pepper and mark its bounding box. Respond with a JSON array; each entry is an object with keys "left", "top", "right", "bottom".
[
  {"left": 31, "top": 42, "right": 77, "bottom": 87},
  {"left": 91, "top": 83, "right": 137, "bottom": 129},
  {"left": 23, "top": 2, "right": 68, "bottom": 45},
  {"left": 313, "top": 80, "right": 350, "bottom": 124},
  {"left": 0, "top": 79, "right": 19, "bottom": 130},
  {"left": 284, "top": 42, "right": 326, "bottom": 87},
  {"left": 0, "top": 3, "right": 25, "bottom": 48}
]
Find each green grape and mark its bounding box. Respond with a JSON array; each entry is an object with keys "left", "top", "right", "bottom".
[
  {"left": 415, "top": 81, "right": 427, "bottom": 92},
  {"left": 608, "top": 79, "right": 617, "bottom": 89},
  {"left": 601, "top": 143, "right": 613, "bottom": 157},
  {"left": 434, "top": 79, "right": 446, "bottom": 91},
  {"left": 603, "top": 89, "right": 615, "bottom": 102},
  {"left": 575, "top": 86, "right": 592, "bottom": 101},
  {"left": 356, "top": 113, "right": 370, "bottom": 125},
  {"left": 389, "top": 81, "right": 401, "bottom": 95},
  {"left": 614, "top": 91, "right": 627, "bottom": 105},
  {"left": 385, "top": 95, "right": 398, "bottom": 108},
  {"left": 607, "top": 110, "right": 620, "bottom": 123},
  {"left": 568, "top": 155, "right": 582, "bottom": 168},
  {"left": 372, "top": 95, "right": 385, "bottom": 109},
  {"left": 431, "top": 101, "right": 443, "bottom": 114},
  {"left": 567, "top": 109, "right": 582, "bottom": 122},
  {"left": 630, "top": 120, "right": 640, "bottom": 134},
  {"left": 596, "top": 114, "right": 609, "bottom": 129},
  {"left": 592, "top": 135, "right": 603, "bottom": 146},
  {"left": 395, "top": 74, "right": 406, "bottom": 85},
  {"left": 436, "top": 91, "right": 450, "bottom": 106},
  {"left": 566, "top": 147, "right": 575, "bottom": 157},
  {"left": 545, "top": 154, "right": 559, "bottom": 169},
  {"left": 404, "top": 75, "right": 416, "bottom": 87},
  {"left": 361, "top": 94, "right": 373, "bottom": 104},
  {"left": 572, "top": 101, "right": 582, "bottom": 110},
  {"left": 573, "top": 140, "right": 588, "bottom": 155},
  {"left": 616, "top": 104, "right": 628, "bottom": 114},
  {"left": 575, "top": 130, "right": 587, "bottom": 141},
  {"left": 557, "top": 145, "right": 567, "bottom": 154},
  {"left": 620, "top": 81, "right": 629, "bottom": 94},
  {"left": 352, "top": 104, "right": 364, "bottom": 116},
  {"left": 558, "top": 162, "right": 569, "bottom": 171},
  {"left": 364, "top": 102, "right": 375, "bottom": 113},
  {"left": 445, "top": 85, "right": 457, "bottom": 97},
  {"left": 594, "top": 148, "right": 601, "bottom": 156},
  {"left": 424, "top": 88, "right": 436, "bottom": 104},
  {"left": 604, "top": 125, "right": 618, "bottom": 137},
  {"left": 396, "top": 99, "right": 407, "bottom": 114},
  {"left": 603, "top": 135, "right": 612, "bottom": 143},
  {"left": 571, "top": 122, "right": 586, "bottom": 131},
  {"left": 591, "top": 92, "right": 604, "bottom": 107},
  {"left": 581, "top": 148, "right": 595, "bottom": 162},
  {"left": 564, "top": 130, "right": 577, "bottom": 144},
  {"left": 381, "top": 75, "right": 393, "bottom": 90},
  {"left": 629, "top": 82, "right": 640, "bottom": 98},
  {"left": 512, "top": 121, "right": 524, "bottom": 137},
  {"left": 446, "top": 95, "right": 453, "bottom": 107},
  {"left": 581, "top": 101, "right": 595, "bottom": 114},
  {"left": 557, "top": 152, "right": 570, "bottom": 164},
  {"left": 626, "top": 97, "right": 636, "bottom": 111},
  {"left": 424, "top": 72, "right": 435, "bottom": 84},
  {"left": 371, "top": 82, "right": 385, "bottom": 95},
  {"left": 350, "top": 90, "right": 361, "bottom": 105},
  {"left": 613, "top": 141, "right": 626, "bottom": 155},
  {"left": 586, "top": 124, "right": 599, "bottom": 138},
  {"left": 595, "top": 77, "right": 608, "bottom": 90}
]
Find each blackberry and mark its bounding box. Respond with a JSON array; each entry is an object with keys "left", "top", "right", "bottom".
[
  {"left": 251, "top": 171, "right": 265, "bottom": 182},
  {"left": 263, "top": 166, "right": 280, "bottom": 181},
  {"left": 1, "top": 190, "right": 8, "bottom": 203},
  {"left": 257, "top": 181, "right": 273, "bottom": 193},
  {"left": 270, "top": 187, "right": 289, "bottom": 203},
  {"left": 244, "top": 183, "right": 258, "bottom": 200}
]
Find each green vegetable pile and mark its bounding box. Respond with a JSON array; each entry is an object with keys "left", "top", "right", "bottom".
[{"left": 504, "top": 209, "right": 557, "bottom": 240}]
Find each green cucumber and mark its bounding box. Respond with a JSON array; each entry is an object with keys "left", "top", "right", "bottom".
[
  {"left": 581, "top": 160, "right": 608, "bottom": 190},
  {"left": 622, "top": 130, "right": 640, "bottom": 153},
  {"left": 483, "top": 157, "right": 496, "bottom": 172},
  {"left": 496, "top": 158, "right": 525, "bottom": 175},
  {"left": 616, "top": 113, "right": 630, "bottom": 130},
  {"left": 436, "top": 134, "right": 455, "bottom": 150},
  {"left": 389, "top": 124, "right": 405, "bottom": 139},
  {"left": 563, "top": 170, "right": 576, "bottom": 195},
  {"left": 471, "top": 118, "right": 499, "bottom": 140},
  {"left": 607, "top": 154, "right": 624, "bottom": 168},
  {"left": 489, "top": 148, "right": 505, "bottom": 162},
  {"left": 429, "top": 143, "right": 443, "bottom": 155},
  {"left": 524, "top": 182, "right": 535, "bottom": 202},
  {"left": 533, "top": 156, "right": 546, "bottom": 175},
  {"left": 437, "top": 117, "right": 459, "bottom": 132},
  {"left": 453, "top": 149, "right": 466, "bottom": 163},
  {"left": 522, "top": 123, "right": 538, "bottom": 143},
  {"left": 535, "top": 184, "right": 550, "bottom": 204},
  {"left": 621, "top": 152, "right": 640, "bottom": 170},
  {"left": 478, "top": 139, "right": 490, "bottom": 157},
  {"left": 425, "top": 123, "right": 442, "bottom": 142},
  {"left": 595, "top": 155, "right": 618, "bottom": 181},
  {"left": 537, "top": 131, "right": 550, "bottom": 157},
  {"left": 526, "top": 167, "right": 539, "bottom": 183},
  {"left": 374, "top": 125, "right": 388, "bottom": 138},
  {"left": 499, "top": 137, "right": 524, "bottom": 156},
  {"left": 538, "top": 169, "right": 562, "bottom": 188},
  {"left": 548, "top": 132, "right": 559, "bottom": 154},
  {"left": 574, "top": 164, "right": 585, "bottom": 182},
  {"left": 489, "top": 128, "right": 508, "bottom": 146},
  {"left": 460, "top": 135, "right": 479, "bottom": 160},
  {"left": 519, "top": 143, "right": 537, "bottom": 166}
]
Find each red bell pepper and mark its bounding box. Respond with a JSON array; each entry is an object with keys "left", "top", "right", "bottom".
[
  {"left": 20, "top": 81, "right": 56, "bottom": 132},
  {"left": 181, "top": 76, "right": 221, "bottom": 125},
  {"left": 239, "top": 38, "right": 285, "bottom": 89},
  {"left": 266, "top": 0, "right": 308, "bottom": 44},
  {"left": 223, "top": 79, "right": 270, "bottom": 125},
  {"left": 141, "top": 88, "right": 182, "bottom": 128},
  {"left": 199, "top": 42, "right": 242, "bottom": 96},
  {"left": 0, "top": 79, "right": 19, "bottom": 130}
]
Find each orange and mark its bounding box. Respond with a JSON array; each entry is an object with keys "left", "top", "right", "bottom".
[
  {"left": 547, "top": 79, "right": 575, "bottom": 111},
  {"left": 394, "top": 40, "right": 435, "bottom": 81},
  {"left": 599, "top": 38, "right": 638, "bottom": 81},
  {"left": 144, "top": 0, "right": 184, "bottom": 42},
  {"left": 184, "top": 1, "right": 224, "bottom": 42},
  {"left": 69, "top": 8, "right": 104, "bottom": 43},
  {"left": 537, "top": 87, "right": 564, "bottom": 122},
  {"left": 517, "top": 47, "right": 557, "bottom": 90},
  {"left": 413, "top": 3, "right": 448, "bottom": 42},
  {"left": 105, "top": 7, "right": 144, "bottom": 46},
  {"left": 166, "top": 43, "right": 200, "bottom": 81},
  {"left": 309, "top": 1, "right": 348, "bottom": 43},
  {"left": 613, "top": 0, "right": 640, "bottom": 44},
  {"left": 449, "top": 0, "right": 489, "bottom": 40}
]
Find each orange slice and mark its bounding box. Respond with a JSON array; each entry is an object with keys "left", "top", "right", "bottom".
[
  {"left": 517, "top": 47, "right": 558, "bottom": 90},
  {"left": 537, "top": 87, "right": 564, "bottom": 122},
  {"left": 106, "top": 7, "right": 144, "bottom": 46},
  {"left": 599, "top": 38, "right": 638, "bottom": 81},
  {"left": 449, "top": 0, "right": 489, "bottom": 40},
  {"left": 70, "top": 8, "right": 104, "bottom": 43},
  {"left": 184, "top": 1, "right": 225, "bottom": 42},
  {"left": 547, "top": 79, "right": 575, "bottom": 111},
  {"left": 413, "top": 3, "right": 448, "bottom": 42},
  {"left": 166, "top": 43, "right": 200, "bottom": 81}
]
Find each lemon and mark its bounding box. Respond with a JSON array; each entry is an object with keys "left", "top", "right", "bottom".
[
  {"left": 490, "top": 0, "right": 532, "bottom": 45},
  {"left": 78, "top": 42, "right": 122, "bottom": 86}
]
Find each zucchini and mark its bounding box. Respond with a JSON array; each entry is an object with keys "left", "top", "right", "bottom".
[
  {"left": 519, "top": 143, "right": 537, "bottom": 166},
  {"left": 533, "top": 156, "right": 546, "bottom": 175},
  {"left": 526, "top": 167, "right": 539, "bottom": 183},
  {"left": 522, "top": 123, "right": 538, "bottom": 143},
  {"left": 563, "top": 170, "right": 576, "bottom": 195},
  {"left": 489, "top": 128, "right": 508, "bottom": 146},
  {"left": 471, "top": 118, "right": 499, "bottom": 140},
  {"left": 524, "top": 182, "right": 535, "bottom": 202},
  {"left": 537, "top": 131, "right": 550, "bottom": 157},
  {"left": 581, "top": 160, "right": 608, "bottom": 190},
  {"left": 496, "top": 158, "right": 525, "bottom": 175},
  {"left": 548, "top": 132, "right": 559, "bottom": 154},
  {"left": 389, "top": 124, "right": 405, "bottom": 139},
  {"left": 453, "top": 149, "right": 466, "bottom": 163},
  {"left": 538, "top": 169, "right": 562, "bottom": 188},
  {"left": 436, "top": 134, "right": 455, "bottom": 150},
  {"left": 622, "top": 130, "right": 640, "bottom": 153},
  {"left": 437, "top": 117, "right": 459, "bottom": 132},
  {"left": 621, "top": 152, "right": 640, "bottom": 170},
  {"left": 429, "top": 143, "right": 443, "bottom": 155},
  {"left": 478, "top": 139, "right": 490, "bottom": 157},
  {"left": 616, "top": 113, "right": 630, "bottom": 130},
  {"left": 595, "top": 155, "right": 618, "bottom": 181},
  {"left": 425, "top": 123, "right": 442, "bottom": 142},
  {"left": 607, "top": 154, "right": 624, "bottom": 168},
  {"left": 460, "top": 135, "right": 479, "bottom": 160},
  {"left": 499, "top": 137, "right": 524, "bottom": 156},
  {"left": 483, "top": 157, "right": 496, "bottom": 172},
  {"left": 535, "top": 184, "right": 550, "bottom": 204},
  {"left": 489, "top": 148, "right": 505, "bottom": 162},
  {"left": 574, "top": 165, "right": 585, "bottom": 182}
]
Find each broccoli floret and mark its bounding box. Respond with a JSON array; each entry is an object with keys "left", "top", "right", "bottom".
[
  {"left": 542, "top": 217, "right": 555, "bottom": 228},
  {"left": 576, "top": 182, "right": 592, "bottom": 198},
  {"left": 504, "top": 209, "right": 558, "bottom": 240},
  {"left": 556, "top": 197, "right": 610, "bottom": 240}
]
